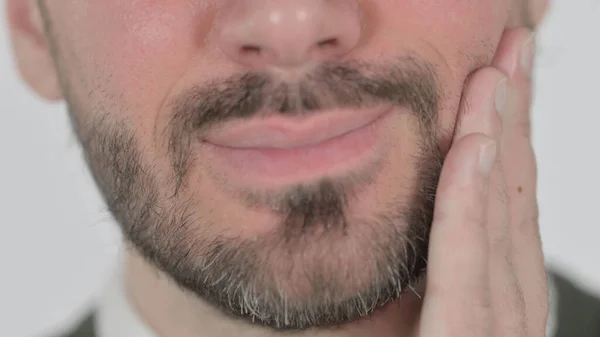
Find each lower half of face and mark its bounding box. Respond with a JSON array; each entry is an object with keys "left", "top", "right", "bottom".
[
  {"left": 44, "top": 0, "right": 518, "bottom": 331},
  {"left": 80, "top": 63, "right": 445, "bottom": 330}
]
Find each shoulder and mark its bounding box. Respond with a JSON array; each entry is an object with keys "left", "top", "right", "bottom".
[
  {"left": 551, "top": 271, "right": 600, "bottom": 337},
  {"left": 51, "top": 312, "right": 96, "bottom": 337}
]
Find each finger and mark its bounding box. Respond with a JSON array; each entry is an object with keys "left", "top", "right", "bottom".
[
  {"left": 528, "top": 0, "right": 550, "bottom": 28},
  {"left": 453, "top": 67, "right": 505, "bottom": 141},
  {"left": 454, "top": 62, "right": 526, "bottom": 336},
  {"left": 493, "top": 27, "right": 535, "bottom": 140},
  {"left": 421, "top": 64, "right": 504, "bottom": 337},
  {"left": 420, "top": 133, "right": 496, "bottom": 337},
  {"left": 492, "top": 27, "right": 548, "bottom": 335},
  {"left": 486, "top": 162, "right": 527, "bottom": 337},
  {"left": 493, "top": 28, "right": 536, "bottom": 196}
]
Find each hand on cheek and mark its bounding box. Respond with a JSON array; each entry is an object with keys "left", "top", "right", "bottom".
[{"left": 417, "top": 27, "right": 547, "bottom": 337}]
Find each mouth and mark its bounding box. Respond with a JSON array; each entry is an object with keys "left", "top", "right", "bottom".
[{"left": 202, "top": 106, "right": 394, "bottom": 185}]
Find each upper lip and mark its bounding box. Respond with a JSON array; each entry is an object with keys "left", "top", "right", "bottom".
[{"left": 203, "top": 107, "right": 392, "bottom": 149}]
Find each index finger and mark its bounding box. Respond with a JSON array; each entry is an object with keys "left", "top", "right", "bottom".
[
  {"left": 420, "top": 65, "right": 505, "bottom": 337},
  {"left": 420, "top": 133, "right": 496, "bottom": 337}
]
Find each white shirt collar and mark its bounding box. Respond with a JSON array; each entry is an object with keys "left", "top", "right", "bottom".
[{"left": 96, "top": 261, "right": 559, "bottom": 337}]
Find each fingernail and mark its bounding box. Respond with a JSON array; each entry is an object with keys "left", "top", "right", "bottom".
[
  {"left": 478, "top": 140, "right": 497, "bottom": 176},
  {"left": 495, "top": 77, "right": 508, "bottom": 115},
  {"left": 521, "top": 33, "right": 536, "bottom": 77}
]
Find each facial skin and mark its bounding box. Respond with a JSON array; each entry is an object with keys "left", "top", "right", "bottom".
[{"left": 7, "top": 0, "right": 546, "bottom": 335}]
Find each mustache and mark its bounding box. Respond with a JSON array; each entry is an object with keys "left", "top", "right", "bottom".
[
  {"left": 168, "top": 56, "right": 440, "bottom": 135},
  {"left": 165, "top": 56, "right": 440, "bottom": 193}
]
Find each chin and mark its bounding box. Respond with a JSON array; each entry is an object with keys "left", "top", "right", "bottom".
[{"left": 123, "top": 135, "right": 439, "bottom": 330}]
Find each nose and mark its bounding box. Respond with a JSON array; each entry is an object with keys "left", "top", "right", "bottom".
[{"left": 217, "top": 0, "right": 362, "bottom": 69}]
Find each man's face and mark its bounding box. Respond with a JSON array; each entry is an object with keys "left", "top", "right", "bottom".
[{"left": 13, "top": 0, "right": 534, "bottom": 331}]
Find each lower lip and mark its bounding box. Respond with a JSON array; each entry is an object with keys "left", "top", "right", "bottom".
[{"left": 203, "top": 110, "right": 392, "bottom": 185}]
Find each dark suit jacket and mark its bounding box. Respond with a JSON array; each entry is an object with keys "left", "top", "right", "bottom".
[{"left": 57, "top": 273, "right": 600, "bottom": 337}]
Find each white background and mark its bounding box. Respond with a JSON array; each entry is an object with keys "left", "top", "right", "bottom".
[{"left": 1, "top": 1, "right": 599, "bottom": 336}]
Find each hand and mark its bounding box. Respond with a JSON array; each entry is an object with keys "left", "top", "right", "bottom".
[{"left": 418, "top": 28, "right": 549, "bottom": 337}]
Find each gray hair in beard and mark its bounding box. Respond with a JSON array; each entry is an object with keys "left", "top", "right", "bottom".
[{"left": 75, "top": 56, "right": 444, "bottom": 331}]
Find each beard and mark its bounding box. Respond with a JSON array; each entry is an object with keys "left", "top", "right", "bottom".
[{"left": 67, "top": 57, "right": 444, "bottom": 331}]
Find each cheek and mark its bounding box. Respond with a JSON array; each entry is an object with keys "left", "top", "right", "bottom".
[
  {"left": 56, "top": 1, "right": 214, "bottom": 116},
  {"left": 373, "top": 1, "right": 510, "bottom": 138},
  {"left": 380, "top": 0, "right": 508, "bottom": 68}
]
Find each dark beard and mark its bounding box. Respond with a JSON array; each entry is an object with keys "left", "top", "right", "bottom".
[{"left": 69, "top": 57, "right": 443, "bottom": 331}]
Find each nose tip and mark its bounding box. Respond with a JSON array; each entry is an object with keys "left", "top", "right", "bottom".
[{"left": 217, "top": 0, "right": 361, "bottom": 69}]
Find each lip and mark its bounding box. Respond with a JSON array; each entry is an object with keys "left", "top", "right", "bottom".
[
  {"left": 204, "top": 107, "right": 392, "bottom": 149},
  {"left": 202, "top": 107, "right": 393, "bottom": 185}
]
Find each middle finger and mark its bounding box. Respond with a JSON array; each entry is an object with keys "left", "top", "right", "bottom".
[{"left": 453, "top": 63, "right": 526, "bottom": 336}]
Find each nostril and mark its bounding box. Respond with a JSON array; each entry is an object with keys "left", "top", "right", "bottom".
[
  {"left": 219, "top": 0, "right": 362, "bottom": 68},
  {"left": 317, "top": 38, "right": 340, "bottom": 49}
]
